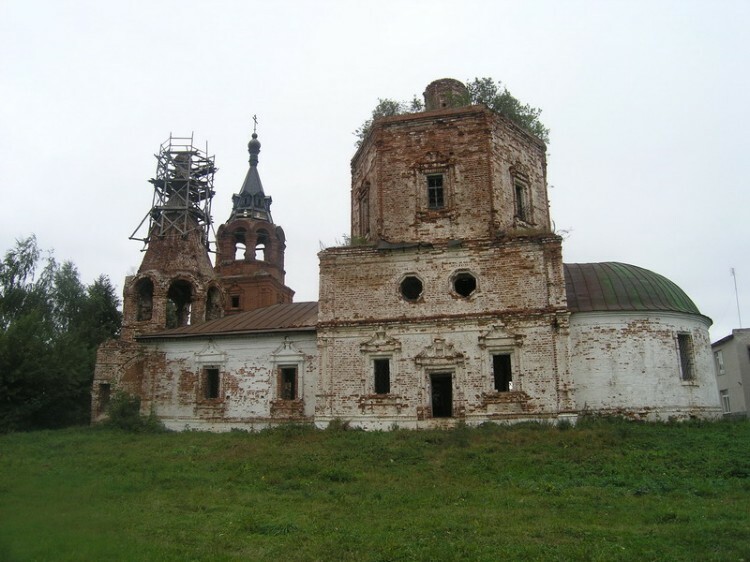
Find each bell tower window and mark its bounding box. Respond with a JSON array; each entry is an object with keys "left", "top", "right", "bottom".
[
  {"left": 255, "top": 230, "right": 269, "bottom": 261},
  {"left": 233, "top": 229, "right": 247, "bottom": 261},
  {"left": 166, "top": 279, "right": 193, "bottom": 328},
  {"left": 135, "top": 277, "right": 154, "bottom": 322}
]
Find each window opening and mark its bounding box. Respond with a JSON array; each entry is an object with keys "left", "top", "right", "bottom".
[
  {"left": 493, "top": 354, "right": 513, "bottom": 392},
  {"left": 374, "top": 358, "right": 391, "bottom": 394},
  {"left": 234, "top": 229, "right": 247, "bottom": 261},
  {"left": 280, "top": 366, "right": 297, "bottom": 400},
  {"left": 720, "top": 389, "right": 731, "bottom": 414},
  {"left": 430, "top": 373, "right": 453, "bottom": 417},
  {"left": 453, "top": 272, "right": 477, "bottom": 298},
  {"left": 677, "top": 333, "right": 695, "bottom": 381},
  {"left": 166, "top": 280, "right": 192, "bottom": 328},
  {"left": 255, "top": 243, "right": 266, "bottom": 261},
  {"left": 514, "top": 179, "right": 528, "bottom": 221},
  {"left": 135, "top": 278, "right": 154, "bottom": 321},
  {"left": 400, "top": 276, "right": 423, "bottom": 302},
  {"left": 715, "top": 350, "right": 725, "bottom": 375},
  {"left": 204, "top": 367, "right": 220, "bottom": 399},
  {"left": 255, "top": 230, "right": 270, "bottom": 261},
  {"left": 359, "top": 184, "right": 370, "bottom": 237},
  {"left": 206, "top": 287, "right": 222, "bottom": 321},
  {"left": 427, "top": 174, "right": 444, "bottom": 209},
  {"left": 230, "top": 295, "right": 240, "bottom": 309},
  {"left": 98, "top": 383, "right": 111, "bottom": 414}
]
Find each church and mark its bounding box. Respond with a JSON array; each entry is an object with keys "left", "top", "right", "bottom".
[{"left": 92, "top": 79, "right": 721, "bottom": 430}]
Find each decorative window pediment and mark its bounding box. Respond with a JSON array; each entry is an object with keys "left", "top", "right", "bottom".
[
  {"left": 478, "top": 325, "right": 525, "bottom": 350},
  {"left": 195, "top": 339, "right": 227, "bottom": 365},
  {"left": 360, "top": 326, "right": 402, "bottom": 354},
  {"left": 415, "top": 337, "right": 465, "bottom": 368},
  {"left": 272, "top": 337, "right": 306, "bottom": 364}
]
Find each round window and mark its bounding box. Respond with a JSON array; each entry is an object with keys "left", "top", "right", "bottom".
[
  {"left": 400, "top": 276, "right": 423, "bottom": 302},
  {"left": 453, "top": 272, "right": 477, "bottom": 298}
]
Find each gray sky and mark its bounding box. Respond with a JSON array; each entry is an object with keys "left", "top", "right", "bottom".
[{"left": 2, "top": 0, "right": 748, "bottom": 342}]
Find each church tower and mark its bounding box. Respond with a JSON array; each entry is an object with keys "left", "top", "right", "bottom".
[
  {"left": 317, "top": 78, "right": 574, "bottom": 428},
  {"left": 215, "top": 128, "right": 294, "bottom": 313},
  {"left": 120, "top": 135, "right": 224, "bottom": 340}
]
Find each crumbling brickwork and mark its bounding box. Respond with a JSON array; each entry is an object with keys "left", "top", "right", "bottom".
[
  {"left": 318, "top": 79, "right": 574, "bottom": 428},
  {"left": 136, "top": 334, "right": 317, "bottom": 431},
  {"left": 317, "top": 236, "right": 574, "bottom": 428},
  {"left": 350, "top": 105, "right": 550, "bottom": 244},
  {"left": 92, "top": 78, "right": 721, "bottom": 430},
  {"left": 215, "top": 219, "right": 294, "bottom": 314}
]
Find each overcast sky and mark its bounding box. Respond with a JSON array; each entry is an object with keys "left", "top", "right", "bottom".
[{"left": 2, "top": 0, "right": 748, "bottom": 341}]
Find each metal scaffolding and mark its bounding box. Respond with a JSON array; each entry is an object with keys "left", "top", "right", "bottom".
[{"left": 130, "top": 134, "right": 216, "bottom": 249}]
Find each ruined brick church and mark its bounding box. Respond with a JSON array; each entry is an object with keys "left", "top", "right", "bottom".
[{"left": 92, "top": 79, "right": 721, "bottom": 430}]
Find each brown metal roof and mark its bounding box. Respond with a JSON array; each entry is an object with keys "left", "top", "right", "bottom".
[
  {"left": 138, "top": 301, "right": 318, "bottom": 340},
  {"left": 138, "top": 263, "right": 704, "bottom": 342}
]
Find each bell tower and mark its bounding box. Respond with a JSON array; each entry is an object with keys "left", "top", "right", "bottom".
[
  {"left": 121, "top": 135, "right": 224, "bottom": 339},
  {"left": 215, "top": 126, "right": 294, "bottom": 313}
]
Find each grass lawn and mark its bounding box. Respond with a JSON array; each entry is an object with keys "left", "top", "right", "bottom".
[{"left": 1, "top": 418, "right": 749, "bottom": 561}]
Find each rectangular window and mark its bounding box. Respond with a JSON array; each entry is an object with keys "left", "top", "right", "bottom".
[
  {"left": 98, "top": 383, "right": 111, "bottom": 414},
  {"left": 715, "top": 350, "right": 725, "bottom": 375},
  {"left": 493, "top": 354, "right": 513, "bottom": 392},
  {"left": 514, "top": 179, "right": 528, "bottom": 221},
  {"left": 374, "top": 358, "right": 391, "bottom": 394},
  {"left": 427, "top": 174, "right": 444, "bottom": 209},
  {"left": 720, "top": 389, "right": 731, "bottom": 414},
  {"left": 230, "top": 295, "right": 240, "bottom": 309},
  {"left": 677, "top": 333, "right": 695, "bottom": 381},
  {"left": 280, "top": 366, "right": 297, "bottom": 400},
  {"left": 204, "top": 367, "right": 220, "bottom": 399},
  {"left": 359, "top": 186, "right": 370, "bottom": 237}
]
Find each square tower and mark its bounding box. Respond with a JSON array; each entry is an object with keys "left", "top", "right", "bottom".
[{"left": 317, "top": 79, "right": 573, "bottom": 429}]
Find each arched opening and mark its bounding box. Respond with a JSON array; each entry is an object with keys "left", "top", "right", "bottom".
[
  {"left": 166, "top": 279, "right": 192, "bottom": 328},
  {"left": 206, "top": 286, "right": 222, "bottom": 321},
  {"left": 233, "top": 229, "right": 247, "bottom": 261},
  {"left": 135, "top": 277, "right": 154, "bottom": 321},
  {"left": 255, "top": 229, "right": 270, "bottom": 261}
]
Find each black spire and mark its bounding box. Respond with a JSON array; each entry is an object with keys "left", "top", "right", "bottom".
[{"left": 230, "top": 120, "right": 273, "bottom": 222}]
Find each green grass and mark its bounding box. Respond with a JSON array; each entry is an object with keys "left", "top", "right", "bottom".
[{"left": 1, "top": 418, "right": 749, "bottom": 561}]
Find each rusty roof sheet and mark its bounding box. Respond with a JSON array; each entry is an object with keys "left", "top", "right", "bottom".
[
  {"left": 138, "top": 301, "right": 318, "bottom": 340},
  {"left": 564, "top": 262, "right": 701, "bottom": 315}
]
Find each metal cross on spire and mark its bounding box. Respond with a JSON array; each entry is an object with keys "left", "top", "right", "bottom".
[{"left": 252, "top": 114, "right": 258, "bottom": 134}]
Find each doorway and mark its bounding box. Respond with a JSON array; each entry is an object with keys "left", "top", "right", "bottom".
[{"left": 430, "top": 373, "right": 453, "bottom": 418}]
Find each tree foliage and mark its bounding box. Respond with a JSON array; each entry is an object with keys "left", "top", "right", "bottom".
[
  {"left": 354, "top": 77, "right": 549, "bottom": 146},
  {"left": 463, "top": 77, "right": 549, "bottom": 143},
  {"left": 0, "top": 236, "right": 122, "bottom": 432}
]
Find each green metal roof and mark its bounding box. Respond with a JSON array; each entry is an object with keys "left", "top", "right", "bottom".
[{"left": 564, "top": 262, "right": 702, "bottom": 315}]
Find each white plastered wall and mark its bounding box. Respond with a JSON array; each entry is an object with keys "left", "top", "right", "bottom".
[
  {"left": 569, "top": 311, "right": 721, "bottom": 419},
  {"left": 141, "top": 330, "right": 317, "bottom": 431}
]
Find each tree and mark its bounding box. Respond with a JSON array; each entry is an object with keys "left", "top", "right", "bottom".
[
  {"left": 354, "top": 77, "right": 549, "bottom": 146},
  {"left": 463, "top": 78, "right": 549, "bottom": 143},
  {"left": 0, "top": 236, "right": 122, "bottom": 432}
]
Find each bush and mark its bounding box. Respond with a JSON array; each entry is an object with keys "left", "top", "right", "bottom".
[
  {"left": 325, "top": 418, "right": 351, "bottom": 432},
  {"left": 105, "top": 392, "right": 165, "bottom": 433}
]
